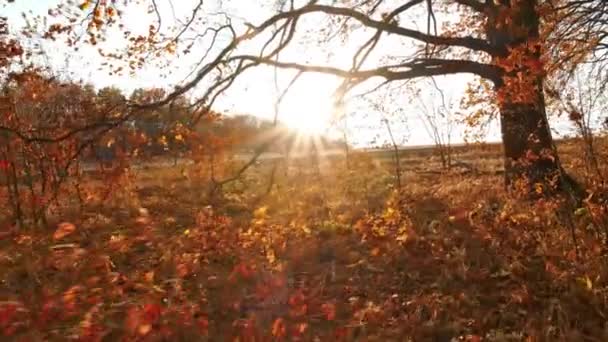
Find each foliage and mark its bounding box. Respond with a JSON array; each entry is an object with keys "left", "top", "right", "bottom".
[
  {"left": 0, "top": 140, "right": 607, "bottom": 340},
  {"left": 1, "top": 1, "right": 608, "bottom": 340}
]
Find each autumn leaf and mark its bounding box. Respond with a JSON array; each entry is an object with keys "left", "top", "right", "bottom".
[
  {"left": 53, "top": 222, "right": 76, "bottom": 240},
  {"left": 176, "top": 263, "right": 190, "bottom": 278},
  {"left": 143, "top": 303, "right": 161, "bottom": 323},
  {"left": 252, "top": 202, "right": 270, "bottom": 217},
  {"left": 288, "top": 291, "right": 307, "bottom": 317},
  {"left": 574, "top": 207, "right": 588, "bottom": 217},
  {"left": 138, "top": 324, "right": 152, "bottom": 336},
  {"left": 271, "top": 317, "right": 286, "bottom": 338},
  {"left": 321, "top": 303, "right": 336, "bottom": 321},
  {"left": 466, "top": 335, "right": 482, "bottom": 342},
  {"left": 265, "top": 248, "right": 276, "bottom": 264},
  {"left": 228, "top": 262, "right": 255, "bottom": 282},
  {"left": 124, "top": 305, "right": 160, "bottom": 336},
  {"left": 62, "top": 285, "right": 84, "bottom": 313},
  {"left": 197, "top": 316, "right": 209, "bottom": 334},
  {"left": 0, "top": 160, "right": 9, "bottom": 170},
  {"left": 78, "top": 1, "right": 91, "bottom": 10},
  {"left": 292, "top": 322, "right": 308, "bottom": 336},
  {"left": 578, "top": 275, "right": 593, "bottom": 290}
]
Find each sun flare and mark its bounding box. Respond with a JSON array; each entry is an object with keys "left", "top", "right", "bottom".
[{"left": 279, "top": 78, "right": 335, "bottom": 136}]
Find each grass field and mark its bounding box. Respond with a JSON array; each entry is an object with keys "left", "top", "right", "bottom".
[{"left": 1, "top": 137, "right": 608, "bottom": 341}]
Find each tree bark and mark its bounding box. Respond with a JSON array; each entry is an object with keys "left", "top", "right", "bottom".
[
  {"left": 488, "top": 0, "right": 579, "bottom": 196},
  {"left": 498, "top": 92, "right": 561, "bottom": 193}
]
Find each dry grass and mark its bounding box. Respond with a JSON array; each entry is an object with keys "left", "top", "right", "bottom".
[{"left": 1, "top": 138, "right": 608, "bottom": 341}]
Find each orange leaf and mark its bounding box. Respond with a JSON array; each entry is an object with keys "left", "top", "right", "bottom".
[
  {"left": 124, "top": 307, "right": 141, "bottom": 335},
  {"left": 271, "top": 317, "right": 286, "bottom": 338},
  {"left": 292, "top": 322, "right": 308, "bottom": 336},
  {"left": 138, "top": 324, "right": 152, "bottom": 336},
  {"left": 144, "top": 271, "right": 155, "bottom": 283},
  {"left": 53, "top": 222, "right": 76, "bottom": 240},
  {"left": 321, "top": 303, "right": 336, "bottom": 321},
  {"left": 176, "top": 263, "right": 190, "bottom": 278},
  {"left": 466, "top": 335, "right": 482, "bottom": 342}
]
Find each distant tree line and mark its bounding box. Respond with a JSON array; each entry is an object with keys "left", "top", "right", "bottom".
[{"left": 2, "top": 71, "right": 346, "bottom": 165}]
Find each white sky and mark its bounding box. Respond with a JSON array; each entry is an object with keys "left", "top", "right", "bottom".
[{"left": 3, "top": 0, "right": 582, "bottom": 148}]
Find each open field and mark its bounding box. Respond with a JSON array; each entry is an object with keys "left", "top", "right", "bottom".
[{"left": 1, "top": 138, "right": 608, "bottom": 341}]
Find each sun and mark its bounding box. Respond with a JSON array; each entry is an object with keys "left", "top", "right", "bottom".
[
  {"left": 282, "top": 102, "right": 331, "bottom": 135},
  {"left": 279, "top": 77, "right": 334, "bottom": 136}
]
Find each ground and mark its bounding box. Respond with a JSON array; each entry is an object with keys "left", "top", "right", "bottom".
[{"left": 1, "top": 138, "right": 608, "bottom": 341}]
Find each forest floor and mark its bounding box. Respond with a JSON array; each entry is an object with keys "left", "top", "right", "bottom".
[{"left": 1, "top": 138, "right": 608, "bottom": 341}]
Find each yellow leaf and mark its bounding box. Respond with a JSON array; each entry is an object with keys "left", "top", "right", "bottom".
[
  {"left": 175, "top": 134, "right": 183, "bottom": 141},
  {"left": 578, "top": 276, "right": 593, "bottom": 290},
  {"left": 78, "top": 1, "right": 91, "bottom": 10},
  {"left": 301, "top": 225, "right": 311, "bottom": 234},
  {"left": 253, "top": 206, "right": 268, "bottom": 219},
  {"left": 266, "top": 248, "right": 276, "bottom": 264},
  {"left": 574, "top": 207, "right": 588, "bottom": 217},
  {"left": 159, "top": 135, "right": 168, "bottom": 146},
  {"left": 53, "top": 222, "right": 76, "bottom": 240},
  {"left": 396, "top": 232, "right": 408, "bottom": 242}
]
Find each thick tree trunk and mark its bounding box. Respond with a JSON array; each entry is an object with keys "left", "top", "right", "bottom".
[
  {"left": 487, "top": 0, "right": 580, "bottom": 197},
  {"left": 498, "top": 92, "right": 563, "bottom": 194}
]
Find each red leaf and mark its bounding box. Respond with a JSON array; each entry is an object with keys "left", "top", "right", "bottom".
[
  {"left": 143, "top": 303, "right": 161, "bottom": 323},
  {"left": 0, "top": 160, "right": 9, "bottom": 170},
  {"left": 321, "top": 303, "right": 336, "bottom": 321}
]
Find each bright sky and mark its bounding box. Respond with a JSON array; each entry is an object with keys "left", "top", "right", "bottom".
[{"left": 4, "top": 0, "right": 582, "bottom": 148}]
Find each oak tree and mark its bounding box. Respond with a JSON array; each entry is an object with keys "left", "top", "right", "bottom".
[{"left": 17, "top": 0, "right": 608, "bottom": 196}]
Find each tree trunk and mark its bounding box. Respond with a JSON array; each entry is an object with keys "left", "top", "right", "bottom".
[
  {"left": 498, "top": 93, "right": 563, "bottom": 194},
  {"left": 488, "top": 0, "right": 579, "bottom": 197}
]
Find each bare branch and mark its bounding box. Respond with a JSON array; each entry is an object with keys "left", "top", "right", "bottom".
[
  {"left": 232, "top": 55, "right": 503, "bottom": 84},
  {"left": 262, "top": 4, "right": 496, "bottom": 54}
]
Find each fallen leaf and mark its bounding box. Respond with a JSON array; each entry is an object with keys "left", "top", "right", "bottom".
[
  {"left": 253, "top": 206, "right": 268, "bottom": 219},
  {"left": 321, "top": 303, "right": 336, "bottom": 320},
  {"left": 292, "top": 322, "right": 308, "bottom": 336},
  {"left": 144, "top": 271, "right": 155, "bottom": 283},
  {"left": 54, "top": 222, "right": 76, "bottom": 240},
  {"left": 176, "top": 263, "right": 189, "bottom": 278},
  {"left": 138, "top": 324, "right": 152, "bottom": 336},
  {"left": 143, "top": 303, "right": 161, "bottom": 323},
  {"left": 271, "top": 317, "right": 286, "bottom": 338}
]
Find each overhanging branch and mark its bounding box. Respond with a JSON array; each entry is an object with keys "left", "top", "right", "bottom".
[
  {"left": 263, "top": 4, "right": 495, "bottom": 55},
  {"left": 232, "top": 55, "right": 503, "bottom": 84}
]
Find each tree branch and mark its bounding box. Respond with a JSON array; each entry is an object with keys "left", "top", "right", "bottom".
[
  {"left": 232, "top": 55, "right": 503, "bottom": 84},
  {"left": 453, "top": 0, "right": 487, "bottom": 13},
  {"left": 263, "top": 4, "right": 495, "bottom": 55}
]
